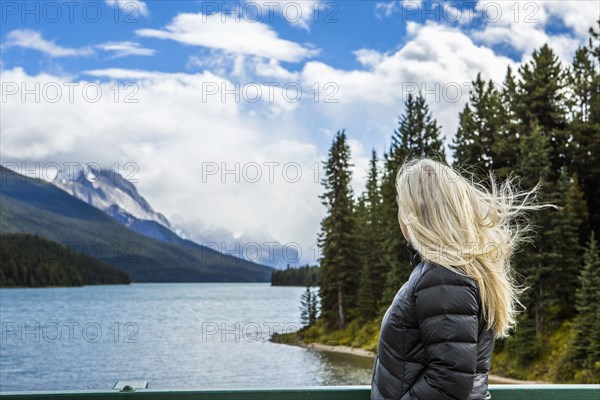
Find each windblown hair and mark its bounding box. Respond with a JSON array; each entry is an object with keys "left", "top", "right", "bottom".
[{"left": 395, "top": 157, "right": 550, "bottom": 339}]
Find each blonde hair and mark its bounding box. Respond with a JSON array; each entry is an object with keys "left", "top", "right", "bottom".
[{"left": 395, "top": 157, "right": 549, "bottom": 339}]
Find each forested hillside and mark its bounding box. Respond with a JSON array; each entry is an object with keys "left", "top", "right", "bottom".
[
  {"left": 271, "top": 265, "right": 319, "bottom": 286},
  {"left": 305, "top": 23, "right": 600, "bottom": 383},
  {"left": 0, "top": 234, "right": 131, "bottom": 287}
]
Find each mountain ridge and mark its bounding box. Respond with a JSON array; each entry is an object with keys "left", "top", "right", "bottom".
[{"left": 0, "top": 166, "right": 273, "bottom": 282}]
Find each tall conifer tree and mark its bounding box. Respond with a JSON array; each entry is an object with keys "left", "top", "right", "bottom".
[
  {"left": 516, "top": 123, "right": 553, "bottom": 336},
  {"left": 317, "top": 130, "right": 360, "bottom": 329},
  {"left": 493, "top": 66, "right": 522, "bottom": 181},
  {"left": 546, "top": 171, "right": 587, "bottom": 321},
  {"left": 517, "top": 44, "right": 569, "bottom": 182},
  {"left": 356, "top": 151, "right": 388, "bottom": 320},
  {"left": 451, "top": 73, "right": 502, "bottom": 180}
]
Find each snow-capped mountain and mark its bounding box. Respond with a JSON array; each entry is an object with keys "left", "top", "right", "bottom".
[
  {"left": 55, "top": 165, "right": 172, "bottom": 230},
  {"left": 54, "top": 165, "right": 297, "bottom": 269}
]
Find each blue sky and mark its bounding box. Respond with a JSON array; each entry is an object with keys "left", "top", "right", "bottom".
[
  {"left": 2, "top": 1, "right": 492, "bottom": 73},
  {"left": 1, "top": 0, "right": 598, "bottom": 265},
  {"left": 3, "top": 1, "right": 571, "bottom": 81}
]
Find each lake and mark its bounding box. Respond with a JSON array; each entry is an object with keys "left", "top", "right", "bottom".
[{"left": 0, "top": 283, "right": 374, "bottom": 392}]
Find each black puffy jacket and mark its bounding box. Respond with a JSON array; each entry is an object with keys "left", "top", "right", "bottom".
[{"left": 371, "top": 244, "right": 495, "bottom": 400}]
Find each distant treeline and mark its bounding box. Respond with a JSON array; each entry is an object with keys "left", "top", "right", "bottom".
[
  {"left": 271, "top": 265, "right": 319, "bottom": 286},
  {"left": 0, "top": 234, "right": 131, "bottom": 287},
  {"left": 316, "top": 23, "right": 600, "bottom": 383}
]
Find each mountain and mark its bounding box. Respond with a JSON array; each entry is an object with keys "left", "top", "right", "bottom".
[
  {"left": 0, "top": 166, "right": 273, "bottom": 282},
  {"left": 58, "top": 166, "right": 171, "bottom": 227},
  {"left": 55, "top": 166, "right": 298, "bottom": 268},
  {"left": 54, "top": 166, "right": 183, "bottom": 244}
]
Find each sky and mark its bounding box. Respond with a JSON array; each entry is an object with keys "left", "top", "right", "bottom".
[{"left": 1, "top": 0, "right": 598, "bottom": 266}]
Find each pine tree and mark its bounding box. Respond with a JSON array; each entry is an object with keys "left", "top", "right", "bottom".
[
  {"left": 300, "top": 286, "right": 313, "bottom": 327},
  {"left": 356, "top": 150, "right": 388, "bottom": 320},
  {"left": 493, "top": 66, "right": 521, "bottom": 180},
  {"left": 546, "top": 171, "right": 587, "bottom": 321},
  {"left": 309, "top": 288, "right": 318, "bottom": 325},
  {"left": 399, "top": 93, "right": 446, "bottom": 160},
  {"left": 570, "top": 46, "right": 595, "bottom": 123},
  {"left": 517, "top": 44, "right": 569, "bottom": 182},
  {"left": 503, "top": 123, "right": 554, "bottom": 362},
  {"left": 450, "top": 73, "right": 503, "bottom": 180},
  {"left": 507, "top": 309, "right": 542, "bottom": 364},
  {"left": 356, "top": 195, "right": 374, "bottom": 320},
  {"left": 452, "top": 103, "right": 480, "bottom": 168},
  {"left": 317, "top": 130, "right": 360, "bottom": 329},
  {"left": 569, "top": 28, "right": 600, "bottom": 242},
  {"left": 516, "top": 123, "right": 553, "bottom": 336},
  {"left": 379, "top": 153, "right": 408, "bottom": 310},
  {"left": 573, "top": 232, "right": 600, "bottom": 371}
]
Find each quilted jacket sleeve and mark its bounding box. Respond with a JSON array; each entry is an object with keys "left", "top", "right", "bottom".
[{"left": 401, "top": 267, "right": 480, "bottom": 400}]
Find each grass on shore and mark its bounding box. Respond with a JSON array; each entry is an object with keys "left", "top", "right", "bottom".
[
  {"left": 272, "top": 318, "right": 599, "bottom": 384},
  {"left": 272, "top": 318, "right": 381, "bottom": 353},
  {"left": 492, "top": 321, "right": 600, "bottom": 384}
]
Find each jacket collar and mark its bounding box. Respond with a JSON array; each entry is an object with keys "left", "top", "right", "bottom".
[{"left": 407, "top": 242, "right": 422, "bottom": 267}]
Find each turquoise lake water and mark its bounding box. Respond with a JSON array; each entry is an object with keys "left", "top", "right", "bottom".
[{"left": 0, "top": 283, "right": 373, "bottom": 392}]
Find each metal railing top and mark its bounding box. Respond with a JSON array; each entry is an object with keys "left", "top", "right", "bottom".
[{"left": 1, "top": 384, "right": 599, "bottom": 400}]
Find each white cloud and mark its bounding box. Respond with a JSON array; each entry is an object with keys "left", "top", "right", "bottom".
[
  {"left": 105, "top": 0, "right": 149, "bottom": 17},
  {"left": 374, "top": 1, "right": 400, "bottom": 19},
  {"left": 3, "top": 30, "right": 94, "bottom": 57},
  {"left": 371, "top": 1, "right": 595, "bottom": 64},
  {"left": 96, "top": 41, "right": 156, "bottom": 58},
  {"left": 470, "top": 1, "right": 595, "bottom": 64},
  {"left": 353, "top": 49, "right": 385, "bottom": 68},
  {"left": 299, "top": 21, "right": 516, "bottom": 152},
  {"left": 136, "top": 12, "right": 318, "bottom": 62},
  {"left": 3, "top": 30, "right": 157, "bottom": 61},
  {"left": 542, "top": 1, "right": 598, "bottom": 38},
  {"left": 83, "top": 67, "right": 205, "bottom": 81},
  {"left": 186, "top": 50, "right": 245, "bottom": 77},
  {"left": 403, "top": 0, "right": 423, "bottom": 8},
  {"left": 375, "top": 0, "right": 424, "bottom": 19},
  {"left": 0, "top": 66, "right": 325, "bottom": 264},
  {"left": 248, "top": 1, "right": 321, "bottom": 31},
  {"left": 186, "top": 50, "right": 299, "bottom": 83},
  {"left": 253, "top": 58, "right": 299, "bottom": 81}
]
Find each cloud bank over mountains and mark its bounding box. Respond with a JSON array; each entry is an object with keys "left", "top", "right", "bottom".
[{"left": 1, "top": 1, "right": 596, "bottom": 264}]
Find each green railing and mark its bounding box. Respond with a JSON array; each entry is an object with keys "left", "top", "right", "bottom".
[{"left": 1, "top": 385, "right": 599, "bottom": 400}]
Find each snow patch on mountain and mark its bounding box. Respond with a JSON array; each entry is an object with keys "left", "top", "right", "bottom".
[{"left": 55, "top": 165, "right": 172, "bottom": 230}]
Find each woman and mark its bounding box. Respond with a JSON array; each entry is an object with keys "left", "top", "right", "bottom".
[{"left": 371, "top": 157, "right": 545, "bottom": 400}]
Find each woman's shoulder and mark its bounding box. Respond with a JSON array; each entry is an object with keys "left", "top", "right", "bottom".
[
  {"left": 412, "top": 261, "right": 481, "bottom": 316},
  {"left": 406, "top": 243, "right": 477, "bottom": 291},
  {"left": 415, "top": 260, "right": 478, "bottom": 293}
]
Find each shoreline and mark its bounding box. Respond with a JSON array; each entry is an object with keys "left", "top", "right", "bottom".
[{"left": 285, "top": 340, "right": 545, "bottom": 385}]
